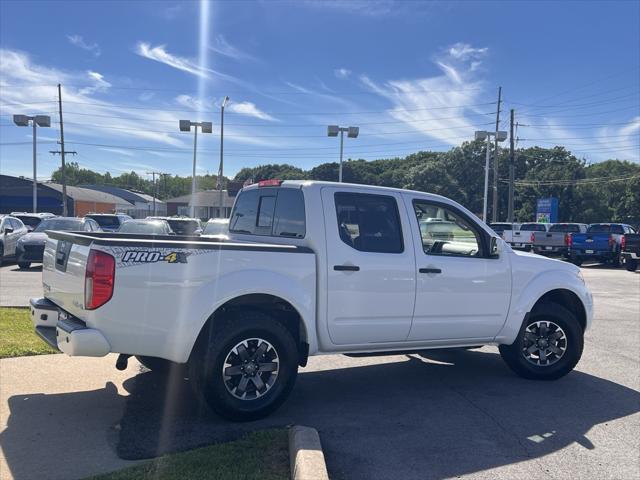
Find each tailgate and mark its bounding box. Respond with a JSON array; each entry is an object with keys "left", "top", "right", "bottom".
[
  {"left": 535, "top": 232, "right": 564, "bottom": 247},
  {"left": 42, "top": 232, "right": 91, "bottom": 320},
  {"left": 572, "top": 234, "right": 609, "bottom": 250}
]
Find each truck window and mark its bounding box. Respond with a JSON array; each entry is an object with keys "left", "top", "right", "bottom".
[
  {"left": 549, "top": 224, "right": 580, "bottom": 233},
  {"left": 413, "top": 200, "right": 481, "bottom": 257},
  {"left": 273, "top": 189, "right": 306, "bottom": 238},
  {"left": 230, "top": 187, "right": 306, "bottom": 238},
  {"left": 335, "top": 192, "right": 403, "bottom": 253}
]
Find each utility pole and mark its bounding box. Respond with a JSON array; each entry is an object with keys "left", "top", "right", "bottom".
[
  {"left": 218, "top": 96, "right": 229, "bottom": 218},
  {"left": 57, "top": 84, "right": 69, "bottom": 216},
  {"left": 508, "top": 109, "right": 515, "bottom": 223},
  {"left": 146, "top": 171, "right": 165, "bottom": 216},
  {"left": 491, "top": 86, "right": 502, "bottom": 223}
]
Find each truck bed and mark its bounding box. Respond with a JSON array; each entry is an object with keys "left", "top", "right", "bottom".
[{"left": 40, "top": 230, "right": 316, "bottom": 363}]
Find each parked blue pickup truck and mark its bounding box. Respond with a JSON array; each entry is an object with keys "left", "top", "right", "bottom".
[{"left": 568, "top": 223, "right": 636, "bottom": 267}]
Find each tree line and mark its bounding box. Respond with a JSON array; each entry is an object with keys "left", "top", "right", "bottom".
[{"left": 51, "top": 141, "right": 640, "bottom": 224}]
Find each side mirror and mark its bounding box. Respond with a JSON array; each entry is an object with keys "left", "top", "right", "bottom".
[
  {"left": 3, "top": 227, "right": 14, "bottom": 234},
  {"left": 489, "top": 236, "right": 500, "bottom": 258}
]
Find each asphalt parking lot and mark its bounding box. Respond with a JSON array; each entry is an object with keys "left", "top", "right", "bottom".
[
  {"left": 0, "top": 263, "right": 639, "bottom": 480},
  {"left": 0, "top": 263, "right": 42, "bottom": 307}
]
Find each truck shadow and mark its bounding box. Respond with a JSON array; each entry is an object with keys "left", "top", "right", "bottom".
[
  {"left": 2, "top": 350, "right": 638, "bottom": 480},
  {"left": 117, "top": 349, "right": 638, "bottom": 479}
]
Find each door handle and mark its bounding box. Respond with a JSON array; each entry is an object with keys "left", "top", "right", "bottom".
[
  {"left": 419, "top": 267, "right": 442, "bottom": 274},
  {"left": 334, "top": 265, "right": 360, "bottom": 271}
]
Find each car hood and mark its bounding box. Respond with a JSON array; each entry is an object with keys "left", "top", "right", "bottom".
[
  {"left": 19, "top": 232, "right": 48, "bottom": 244},
  {"left": 511, "top": 248, "right": 579, "bottom": 274}
]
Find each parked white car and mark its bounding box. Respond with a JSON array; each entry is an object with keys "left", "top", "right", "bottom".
[
  {"left": 31, "top": 181, "right": 593, "bottom": 420},
  {"left": 0, "top": 215, "right": 29, "bottom": 265}
]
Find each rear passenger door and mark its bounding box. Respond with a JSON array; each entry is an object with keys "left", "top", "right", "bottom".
[{"left": 321, "top": 187, "right": 416, "bottom": 345}]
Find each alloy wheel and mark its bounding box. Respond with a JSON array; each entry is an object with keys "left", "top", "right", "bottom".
[
  {"left": 522, "top": 321, "right": 567, "bottom": 366},
  {"left": 222, "top": 338, "right": 280, "bottom": 400}
]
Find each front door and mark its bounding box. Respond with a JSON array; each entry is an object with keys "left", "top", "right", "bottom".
[
  {"left": 322, "top": 188, "right": 416, "bottom": 345},
  {"left": 406, "top": 196, "right": 511, "bottom": 341}
]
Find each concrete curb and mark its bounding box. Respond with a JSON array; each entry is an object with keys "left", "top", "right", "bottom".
[{"left": 289, "top": 425, "right": 329, "bottom": 480}]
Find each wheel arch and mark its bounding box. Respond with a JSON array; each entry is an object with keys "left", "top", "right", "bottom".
[
  {"left": 189, "top": 293, "right": 311, "bottom": 367},
  {"left": 531, "top": 288, "right": 587, "bottom": 331}
]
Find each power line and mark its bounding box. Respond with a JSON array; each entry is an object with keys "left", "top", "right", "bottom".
[{"left": 501, "top": 174, "right": 640, "bottom": 186}]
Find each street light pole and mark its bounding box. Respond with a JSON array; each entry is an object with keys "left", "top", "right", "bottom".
[
  {"left": 218, "top": 96, "right": 229, "bottom": 218},
  {"left": 32, "top": 120, "right": 37, "bottom": 213},
  {"left": 180, "top": 120, "right": 212, "bottom": 218},
  {"left": 13, "top": 114, "right": 51, "bottom": 213},
  {"left": 328, "top": 125, "right": 359, "bottom": 182},
  {"left": 191, "top": 127, "right": 198, "bottom": 218}
]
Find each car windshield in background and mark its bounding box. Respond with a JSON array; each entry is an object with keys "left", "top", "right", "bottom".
[
  {"left": 549, "top": 224, "right": 581, "bottom": 233},
  {"left": 490, "top": 223, "right": 513, "bottom": 234},
  {"left": 14, "top": 216, "right": 42, "bottom": 228},
  {"left": 167, "top": 220, "right": 200, "bottom": 235},
  {"left": 86, "top": 216, "right": 119, "bottom": 227},
  {"left": 203, "top": 221, "right": 229, "bottom": 235},
  {"left": 520, "top": 224, "right": 547, "bottom": 232},
  {"left": 118, "top": 221, "right": 168, "bottom": 234},
  {"left": 34, "top": 219, "right": 84, "bottom": 232},
  {"left": 588, "top": 224, "right": 624, "bottom": 234}
]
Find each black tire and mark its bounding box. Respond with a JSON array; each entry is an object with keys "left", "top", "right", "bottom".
[
  {"left": 571, "top": 257, "right": 583, "bottom": 267},
  {"left": 499, "top": 303, "right": 584, "bottom": 380},
  {"left": 189, "top": 309, "right": 298, "bottom": 421},
  {"left": 18, "top": 262, "right": 31, "bottom": 270},
  {"left": 625, "top": 259, "right": 638, "bottom": 272},
  {"left": 610, "top": 253, "right": 621, "bottom": 268},
  {"left": 136, "top": 355, "right": 184, "bottom": 374},
  {"left": 0, "top": 245, "right": 4, "bottom": 267}
]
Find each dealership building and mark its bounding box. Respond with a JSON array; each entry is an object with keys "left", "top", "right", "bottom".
[
  {"left": 165, "top": 190, "right": 237, "bottom": 219},
  {"left": 0, "top": 175, "right": 163, "bottom": 217}
]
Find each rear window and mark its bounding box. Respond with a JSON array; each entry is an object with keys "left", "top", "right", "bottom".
[
  {"left": 229, "top": 187, "right": 306, "bottom": 238},
  {"left": 549, "top": 224, "right": 581, "bottom": 233},
  {"left": 588, "top": 224, "right": 624, "bottom": 234},
  {"left": 35, "top": 218, "right": 84, "bottom": 232},
  {"left": 520, "top": 223, "right": 547, "bottom": 232},
  {"left": 118, "top": 221, "right": 168, "bottom": 234},
  {"left": 86, "top": 215, "right": 120, "bottom": 227},
  {"left": 167, "top": 220, "right": 200, "bottom": 235},
  {"left": 490, "top": 223, "right": 512, "bottom": 233},
  {"left": 14, "top": 216, "right": 42, "bottom": 228}
]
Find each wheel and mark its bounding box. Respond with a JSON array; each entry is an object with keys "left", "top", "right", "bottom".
[
  {"left": 499, "top": 303, "right": 584, "bottom": 380},
  {"left": 18, "top": 262, "right": 31, "bottom": 270},
  {"left": 136, "top": 355, "right": 184, "bottom": 374},
  {"left": 571, "top": 257, "right": 583, "bottom": 267},
  {"left": 189, "top": 309, "right": 298, "bottom": 421},
  {"left": 625, "top": 259, "right": 638, "bottom": 272},
  {"left": 0, "top": 245, "right": 4, "bottom": 267}
]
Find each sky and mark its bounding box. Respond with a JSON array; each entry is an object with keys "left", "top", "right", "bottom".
[{"left": 1, "top": 0, "right": 639, "bottom": 182}]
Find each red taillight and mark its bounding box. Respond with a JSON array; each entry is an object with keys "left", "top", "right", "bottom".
[
  {"left": 85, "top": 250, "right": 115, "bottom": 310},
  {"left": 258, "top": 179, "right": 282, "bottom": 187},
  {"left": 530, "top": 232, "right": 535, "bottom": 243},
  {"left": 565, "top": 233, "right": 572, "bottom": 247},
  {"left": 621, "top": 235, "right": 626, "bottom": 250},
  {"left": 608, "top": 235, "right": 615, "bottom": 249}
]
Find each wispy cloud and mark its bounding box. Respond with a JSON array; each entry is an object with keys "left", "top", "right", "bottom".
[
  {"left": 359, "top": 42, "right": 491, "bottom": 145},
  {"left": 174, "top": 94, "right": 209, "bottom": 111},
  {"left": 334, "top": 68, "right": 351, "bottom": 79},
  {"left": 209, "top": 34, "right": 256, "bottom": 62},
  {"left": 67, "top": 34, "right": 101, "bottom": 56},
  {"left": 100, "top": 147, "right": 135, "bottom": 157},
  {"left": 135, "top": 42, "right": 207, "bottom": 78},
  {"left": 78, "top": 71, "right": 111, "bottom": 95},
  {"left": 228, "top": 101, "right": 277, "bottom": 121},
  {"left": 302, "top": 0, "right": 395, "bottom": 17}
]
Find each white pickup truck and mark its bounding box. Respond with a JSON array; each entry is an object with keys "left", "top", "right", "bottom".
[{"left": 31, "top": 180, "right": 593, "bottom": 421}]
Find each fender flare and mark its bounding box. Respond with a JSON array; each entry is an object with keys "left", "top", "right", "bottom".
[
  {"left": 174, "top": 268, "right": 316, "bottom": 363},
  {"left": 494, "top": 269, "right": 592, "bottom": 345}
]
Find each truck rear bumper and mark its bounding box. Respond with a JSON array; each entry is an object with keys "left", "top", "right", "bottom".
[
  {"left": 622, "top": 252, "right": 639, "bottom": 260},
  {"left": 30, "top": 297, "right": 110, "bottom": 357}
]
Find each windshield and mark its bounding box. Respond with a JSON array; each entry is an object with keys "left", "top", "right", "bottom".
[
  {"left": 588, "top": 224, "right": 624, "bottom": 234},
  {"left": 14, "top": 216, "right": 43, "bottom": 228},
  {"left": 520, "top": 223, "right": 547, "bottom": 232},
  {"left": 203, "top": 221, "right": 229, "bottom": 235},
  {"left": 118, "top": 221, "right": 168, "bottom": 234},
  {"left": 167, "top": 220, "right": 200, "bottom": 235},
  {"left": 86, "top": 215, "right": 120, "bottom": 227},
  {"left": 549, "top": 224, "right": 581, "bottom": 233},
  {"left": 34, "top": 218, "right": 84, "bottom": 232}
]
